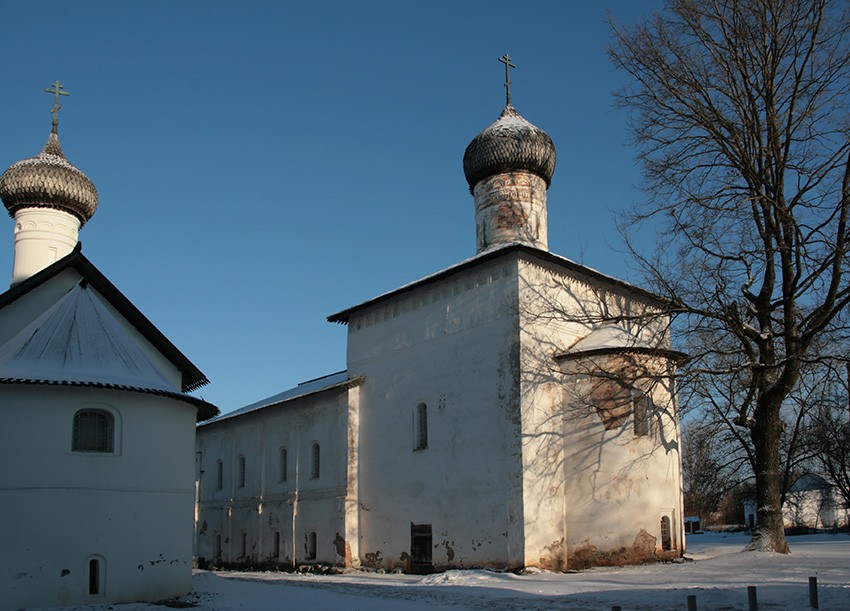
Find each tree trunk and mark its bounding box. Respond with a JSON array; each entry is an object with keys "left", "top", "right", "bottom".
[{"left": 746, "top": 397, "right": 790, "bottom": 553}]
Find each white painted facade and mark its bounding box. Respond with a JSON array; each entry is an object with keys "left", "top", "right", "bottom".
[
  {"left": 196, "top": 101, "right": 684, "bottom": 572},
  {"left": 783, "top": 474, "right": 849, "bottom": 530},
  {"left": 10, "top": 207, "right": 80, "bottom": 286},
  {"left": 1, "top": 386, "right": 198, "bottom": 607},
  {"left": 195, "top": 375, "right": 361, "bottom": 567},
  {"left": 0, "top": 254, "right": 216, "bottom": 607},
  {"left": 196, "top": 246, "right": 685, "bottom": 571}
]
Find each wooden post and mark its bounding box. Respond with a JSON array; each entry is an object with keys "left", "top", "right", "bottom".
[{"left": 748, "top": 586, "right": 758, "bottom": 611}]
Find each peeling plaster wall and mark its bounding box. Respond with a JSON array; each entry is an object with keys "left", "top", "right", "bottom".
[
  {"left": 347, "top": 255, "right": 525, "bottom": 570},
  {"left": 517, "top": 255, "right": 684, "bottom": 569},
  {"left": 195, "top": 387, "right": 355, "bottom": 568},
  {"left": 0, "top": 386, "right": 197, "bottom": 608}
]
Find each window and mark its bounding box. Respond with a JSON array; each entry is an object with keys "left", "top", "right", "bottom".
[
  {"left": 633, "top": 392, "right": 653, "bottom": 438},
  {"left": 414, "top": 403, "right": 428, "bottom": 451},
  {"left": 306, "top": 531, "right": 317, "bottom": 560},
  {"left": 86, "top": 556, "right": 105, "bottom": 596},
  {"left": 240, "top": 532, "right": 247, "bottom": 558},
  {"left": 73, "top": 409, "right": 114, "bottom": 452},
  {"left": 237, "top": 455, "right": 246, "bottom": 488},
  {"left": 310, "top": 443, "right": 320, "bottom": 479},
  {"left": 661, "top": 515, "right": 673, "bottom": 551},
  {"left": 273, "top": 532, "right": 281, "bottom": 558},
  {"left": 279, "top": 447, "right": 288, "bottom": 482},
  {"left": 216, "top": 460, "right": 223, "bottom": 490}
]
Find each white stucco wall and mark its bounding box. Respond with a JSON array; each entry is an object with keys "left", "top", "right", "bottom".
[
  {"left": 347, "top": 256, "right": 525, "bottom": 570},
  {"left": 195, "top": 385, "right": 355, "bottom": 567},
  {"left": 11, "top": 207, "right": 80, "bottom": 286},
  {"left": 0, "top": 385, "right": 198, "bottom": 608},
  {"left": 517, "top": 255, "right": 684, "bottom": 568}
]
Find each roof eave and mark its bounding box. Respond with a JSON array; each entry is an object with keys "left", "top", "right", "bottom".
[{"left": 327, "top": 243, "right": 671, "bottom": 324}]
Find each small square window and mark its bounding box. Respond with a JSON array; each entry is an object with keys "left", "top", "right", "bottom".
[{"left": 73, "top": 410, "right": 114, "bottom": 453}]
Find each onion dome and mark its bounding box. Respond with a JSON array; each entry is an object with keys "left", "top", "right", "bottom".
[
  {"left": 0, "top": 129, "right": 98, "bottom": 225},
  {"left": 463, "top": 103, "right": 556, "bottom": 192}
]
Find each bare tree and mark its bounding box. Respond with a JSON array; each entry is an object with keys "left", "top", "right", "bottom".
[
  {"left": 809, "top": 360, "right": 850, "bottom": 510},
  {"left": 609, "top": 0, "right": 850, "bottom": 552},
  {"left": 682, "top": 419, "right": 747, "bottom": 519}
]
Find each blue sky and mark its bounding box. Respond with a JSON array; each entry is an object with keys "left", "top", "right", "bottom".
[{"left": 0, "top": 0, "right": 663, "bottom": 412}]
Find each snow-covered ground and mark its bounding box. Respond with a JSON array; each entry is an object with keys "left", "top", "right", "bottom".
[{"left": 12, "top": 532, "right": 850, "bottom": 610}]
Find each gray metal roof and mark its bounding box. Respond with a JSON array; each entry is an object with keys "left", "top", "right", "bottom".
[{"left": 202, "top": 370, "right": 362, "bottom": 425}]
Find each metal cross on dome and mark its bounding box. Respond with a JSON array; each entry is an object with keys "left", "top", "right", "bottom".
[
  {"left": 44, "top": 80, "right": 70, "bottom": 132},
  {"left": 499, "top": 53, "right": 516, "bottom": 106}
]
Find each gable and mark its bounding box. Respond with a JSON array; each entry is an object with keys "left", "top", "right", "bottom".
[
  {"left": 0, "top": 281, "right": 178, "bottom": 391},
  {"left": 0, "top": 243, "right": 209, "bottom": 392}
]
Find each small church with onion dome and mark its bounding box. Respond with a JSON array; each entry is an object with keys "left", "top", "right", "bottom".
[
  {"left": 195, "top": 56, "right": 686, "bottom": 573},
  {"left": 0, "top": 82, "right": 218, "bottom": 607}
]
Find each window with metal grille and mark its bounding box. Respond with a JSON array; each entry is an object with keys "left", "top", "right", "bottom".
[{"left": 72, "top": 410, "right": 114, "bottom": 452}]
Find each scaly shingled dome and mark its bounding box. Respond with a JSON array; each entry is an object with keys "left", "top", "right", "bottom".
[
  {"left": 0, "top": 130, "right": 98, "bottom": 225},
  {"left": 463, "top": 104, "right": 556, "bottom": 192}
]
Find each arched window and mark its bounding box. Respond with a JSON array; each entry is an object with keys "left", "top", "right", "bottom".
[
  {"left": 237, "top": 455, "right": 246, "bottom": 488},
  {"left": 310, "top": 443, "right": 320, "bottom": 479},
  {"left": 86, "top": 555, "right": 105, "bottom": 596},
  {"left": 72, "top": 409, "right": 114, "bottom": 453},
  {"left": 660, "top": 515, "right": 673, "bottom": 551},
  {"left": 413, "top": 402, "right": 428, "bottom": 451},
  {"left": 279, "top": 447, "right": 288, "bottom": 482}
]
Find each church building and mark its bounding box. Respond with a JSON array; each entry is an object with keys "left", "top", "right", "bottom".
[
  {"left": 195, "top": 64, "right": 686, "bottom": 572},
  {"left": 0, "top": 84, "right": 218, "bottom": 607}
]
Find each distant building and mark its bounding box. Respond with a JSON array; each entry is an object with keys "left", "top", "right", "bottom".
[
  {"left": 783, "top": 474, "right": 849, "bottom": 530},
  {"left": 0, "top": 96, "right": 217, "bottom": 607},
  {"left": 196, "top": 92, "right": 686, "bottom": 571}
]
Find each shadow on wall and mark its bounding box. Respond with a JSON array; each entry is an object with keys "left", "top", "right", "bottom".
[{"left": 516, "top": 265, "right": 684, "bottom": 569}]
